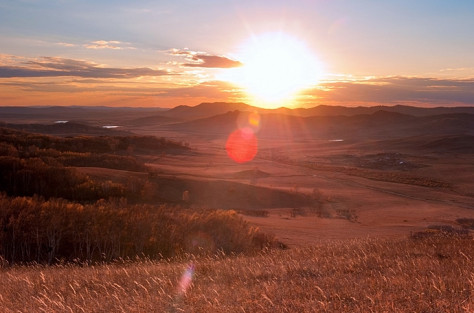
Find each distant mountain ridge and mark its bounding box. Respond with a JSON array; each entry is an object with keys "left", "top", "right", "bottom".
[
  {"left": 164, "top": 109, "right": 474, "bottom": 141},
  {"left": 274, "top": 104, "right": 474, "bottom": 117},
  {"left": 157, "top": 102, "right": 474, "bottom": 119},
  {"left": 1, "top": 103, "right": 473, "bottom": 137},
  {"left": 2, "top": 102, "right": 473, "bottom": 122},
  {"left": 158, "top": 102, "right": 261, "bottom": 120}
]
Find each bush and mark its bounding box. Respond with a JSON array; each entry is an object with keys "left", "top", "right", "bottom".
[
  {"left": 239, "top": 209, "right": 269, "bottom": 217},
  {"left": 0, "top": 195, "right": 275, "bottom": 264},
  {"left": 456, "top": 217, "right": 474, "bottom": 230},
  {"left": 410, "top": 224, "right": 470, "bottom": 239}
]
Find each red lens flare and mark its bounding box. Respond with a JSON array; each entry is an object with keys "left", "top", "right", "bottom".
[{"left": 225, "top": 128, "right": 258, "bottom": 163}]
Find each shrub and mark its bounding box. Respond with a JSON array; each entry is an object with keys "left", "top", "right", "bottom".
[
  {"left": 239, "top": 209, "right": 269, "bottom": 217},
  {"left": 456, "top": 217, "right": 474, "bottom": 230},
  {"left": 0, "top": 195, "right": 275, "bottom": 264},
  {"left": 410, "top": 224, "right": 470, "bottom": 239}
]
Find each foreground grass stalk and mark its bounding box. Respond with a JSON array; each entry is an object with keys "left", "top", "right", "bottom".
[{"left": 1, "top": 237, "right": 472, "bottom": 312}]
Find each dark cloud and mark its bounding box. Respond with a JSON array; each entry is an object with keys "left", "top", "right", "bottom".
[
  {"left": 303, "top": 76, "right": 474, "bottom": 106},
  {"left": 0, "top": 77, "right": 244, "bottom": 103},
  {"left": 0, "top": 57, "right": 169, "bottom": 78},
  {"left": 171, "top": 49, "right": 242, "bottom": 68},
  {"left": 183, "top": 54, "right": 242, "bottom": 68}
]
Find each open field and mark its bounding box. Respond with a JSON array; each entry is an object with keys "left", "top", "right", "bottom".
[
  {"left": 1, "top": 105, "right": 473, "bottom": 245},
  {"left": 1, "top": 104, "right": 473, "bottom": 312},
  {"left": 1, "top": 236, "right": 472, "bottom": 312},
  {"left": 138, "top": 130, "right": 474, "bottom": 246}
]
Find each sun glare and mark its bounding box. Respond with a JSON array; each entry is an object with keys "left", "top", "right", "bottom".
[{"left": 221, "top": 32, "right": 324, "bottom": 108}]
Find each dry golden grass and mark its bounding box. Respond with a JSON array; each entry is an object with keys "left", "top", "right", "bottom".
[{"left": 1, "top": 236, "right": 472, "bottom": 312}]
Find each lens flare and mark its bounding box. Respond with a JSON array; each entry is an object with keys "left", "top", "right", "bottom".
[
  {"left": 248, "top": 111, "right": 260, "bottom": 128},
  {"left": 185, "top": 231, "right": 215, "bottom": 254},
  {"left": 237, "top": 111, "right": 261, "bottom": 133},
  {"left": 178, "top": 263, "right": 195, "bottom": 295},
  {"left": 226, "top": 128, "right": 258, "bottom": 163}
]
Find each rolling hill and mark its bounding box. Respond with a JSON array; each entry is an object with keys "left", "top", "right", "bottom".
[
  {"left": 0, "top": 121, "right": 132, "bottom": 136},
  {"left": 157, "top": 102, "right": 259, "bottom": 120},
  {"left": 162, "top": 109, "right": 474, "bottom": 142}
]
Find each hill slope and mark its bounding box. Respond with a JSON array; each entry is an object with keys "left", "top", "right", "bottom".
[{"left": 163, "top": 110, "right": 474, "bottom": 141}]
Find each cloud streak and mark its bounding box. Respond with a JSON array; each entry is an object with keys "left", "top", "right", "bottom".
[
  {"left": 171, "top": 49, "right": 242, "bottom": 68},
  {"left": 0, "top": 57, "right": 169, "bottom": 78},
  {"left": 302, "top": 76, "right": 474, "bottom": 106},
  {"left": 84, "top": 40, "right": 135, "bottom": 50},
  {"left": 153, "top": 81, "right": 244, "bottom": 98},
  {"left": 54, "top": 40, "right": 136, "bottom": 50},
  {"left": 1, "top": 53, "right": 472, "bottom": 107}
]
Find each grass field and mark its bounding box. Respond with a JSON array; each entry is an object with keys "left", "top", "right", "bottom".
[
  {"left": 1, "top": 110, "right": 473, "bottom": 313},
  {"left": 1, "top": 236, "right": 472, "bottom": 312}
]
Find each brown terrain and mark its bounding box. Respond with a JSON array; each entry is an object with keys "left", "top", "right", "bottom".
[
  {"left": 1, "top": 103, "right": 473, "bottom": 312},
  {"left": 146, "top": 135, "right": 473, "bottom": 247},
  {"left": 2, "top": 103, "right": 473, "bottom": 248}
]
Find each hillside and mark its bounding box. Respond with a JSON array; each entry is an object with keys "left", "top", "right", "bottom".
[
  {"left": 1, "top": 236, "right": 472, "bottom": 312},
  {"left": 0, "top": 106, "right": 163, "bottom": 125},
  {"left": 2, "top": 103, "right": 474, "bottom": 128},
  {"left": 287, "top": 104, "right": 474, "bottom": 117},
  {"left": 0, "top": 126, "right": 191, "bottom": 202},
  {"left": 1, "top": 121, "right": 133, "bottom": 136},
  {"left": 158, "top": 102, "right": 259, "bottom": 120},
  {"left": 162, "top": 109, "right": 474, "bottom": 143}
]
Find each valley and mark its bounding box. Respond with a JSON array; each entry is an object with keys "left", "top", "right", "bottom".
[{"left": 2, "top": 103, "right": 472, "bottom": 247}]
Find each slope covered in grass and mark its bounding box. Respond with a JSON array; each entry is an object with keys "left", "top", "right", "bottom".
[{"left": 1, "top": 237, "right": 472, "bottom": 312}]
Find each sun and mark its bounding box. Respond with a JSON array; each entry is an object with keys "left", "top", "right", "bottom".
[{"left": 221, "top": 32, "right": 324, "bottom": 108}]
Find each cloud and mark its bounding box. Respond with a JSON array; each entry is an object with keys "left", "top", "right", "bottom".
[
  {"left": 183, "top": 55, "right": 243, "bottom": 68},
  {"left": 440, "top": 67, "right": 474, "bottom": 74},
  {"left": 302, "top": 76, "right": 474, "bottom": 106},
  {"left": 56, "top": 42, "right": 78, "bottom": 47},
  {"left": 0, "top": 57, "right": 169, "bottom": 78},
  {"left": 154, "top": 81, "right": 244, "bottom": 99},
  {"left": 54, "top": 40, "right": 135, "bottom": 50},
  {"left": 171, "top": 49, "right": 242, "bottom": 68},
  {"left": 84, "top": 40, "right": 135, "bottom": 50},
  {"left": 0, "top": 53, "right": 26, "bottom": 65}
]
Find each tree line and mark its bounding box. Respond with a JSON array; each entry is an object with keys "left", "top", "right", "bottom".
[
  {"left": 0, "top": 127, "right": 190, "bottom": 202},
  {"left": 0, "top": 127, "right": 189, "bottom": 155},
  {"left": 0, "top": 127, "right": 274, "bottom": 264},
  {"left": 0, "top": 194, "right": 272, "bottom": 264}
]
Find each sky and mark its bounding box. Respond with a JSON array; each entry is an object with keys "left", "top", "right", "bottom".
[{"left": 1, "top": 0, "right": 474, "bottom": 108}]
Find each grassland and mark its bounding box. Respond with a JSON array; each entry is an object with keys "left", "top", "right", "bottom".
[
  {"left": 1, "top": 108, "right": 473, "bottom": 312},
  {"left": 1, "top": 236, "right": 472, "bottom": 312}
]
